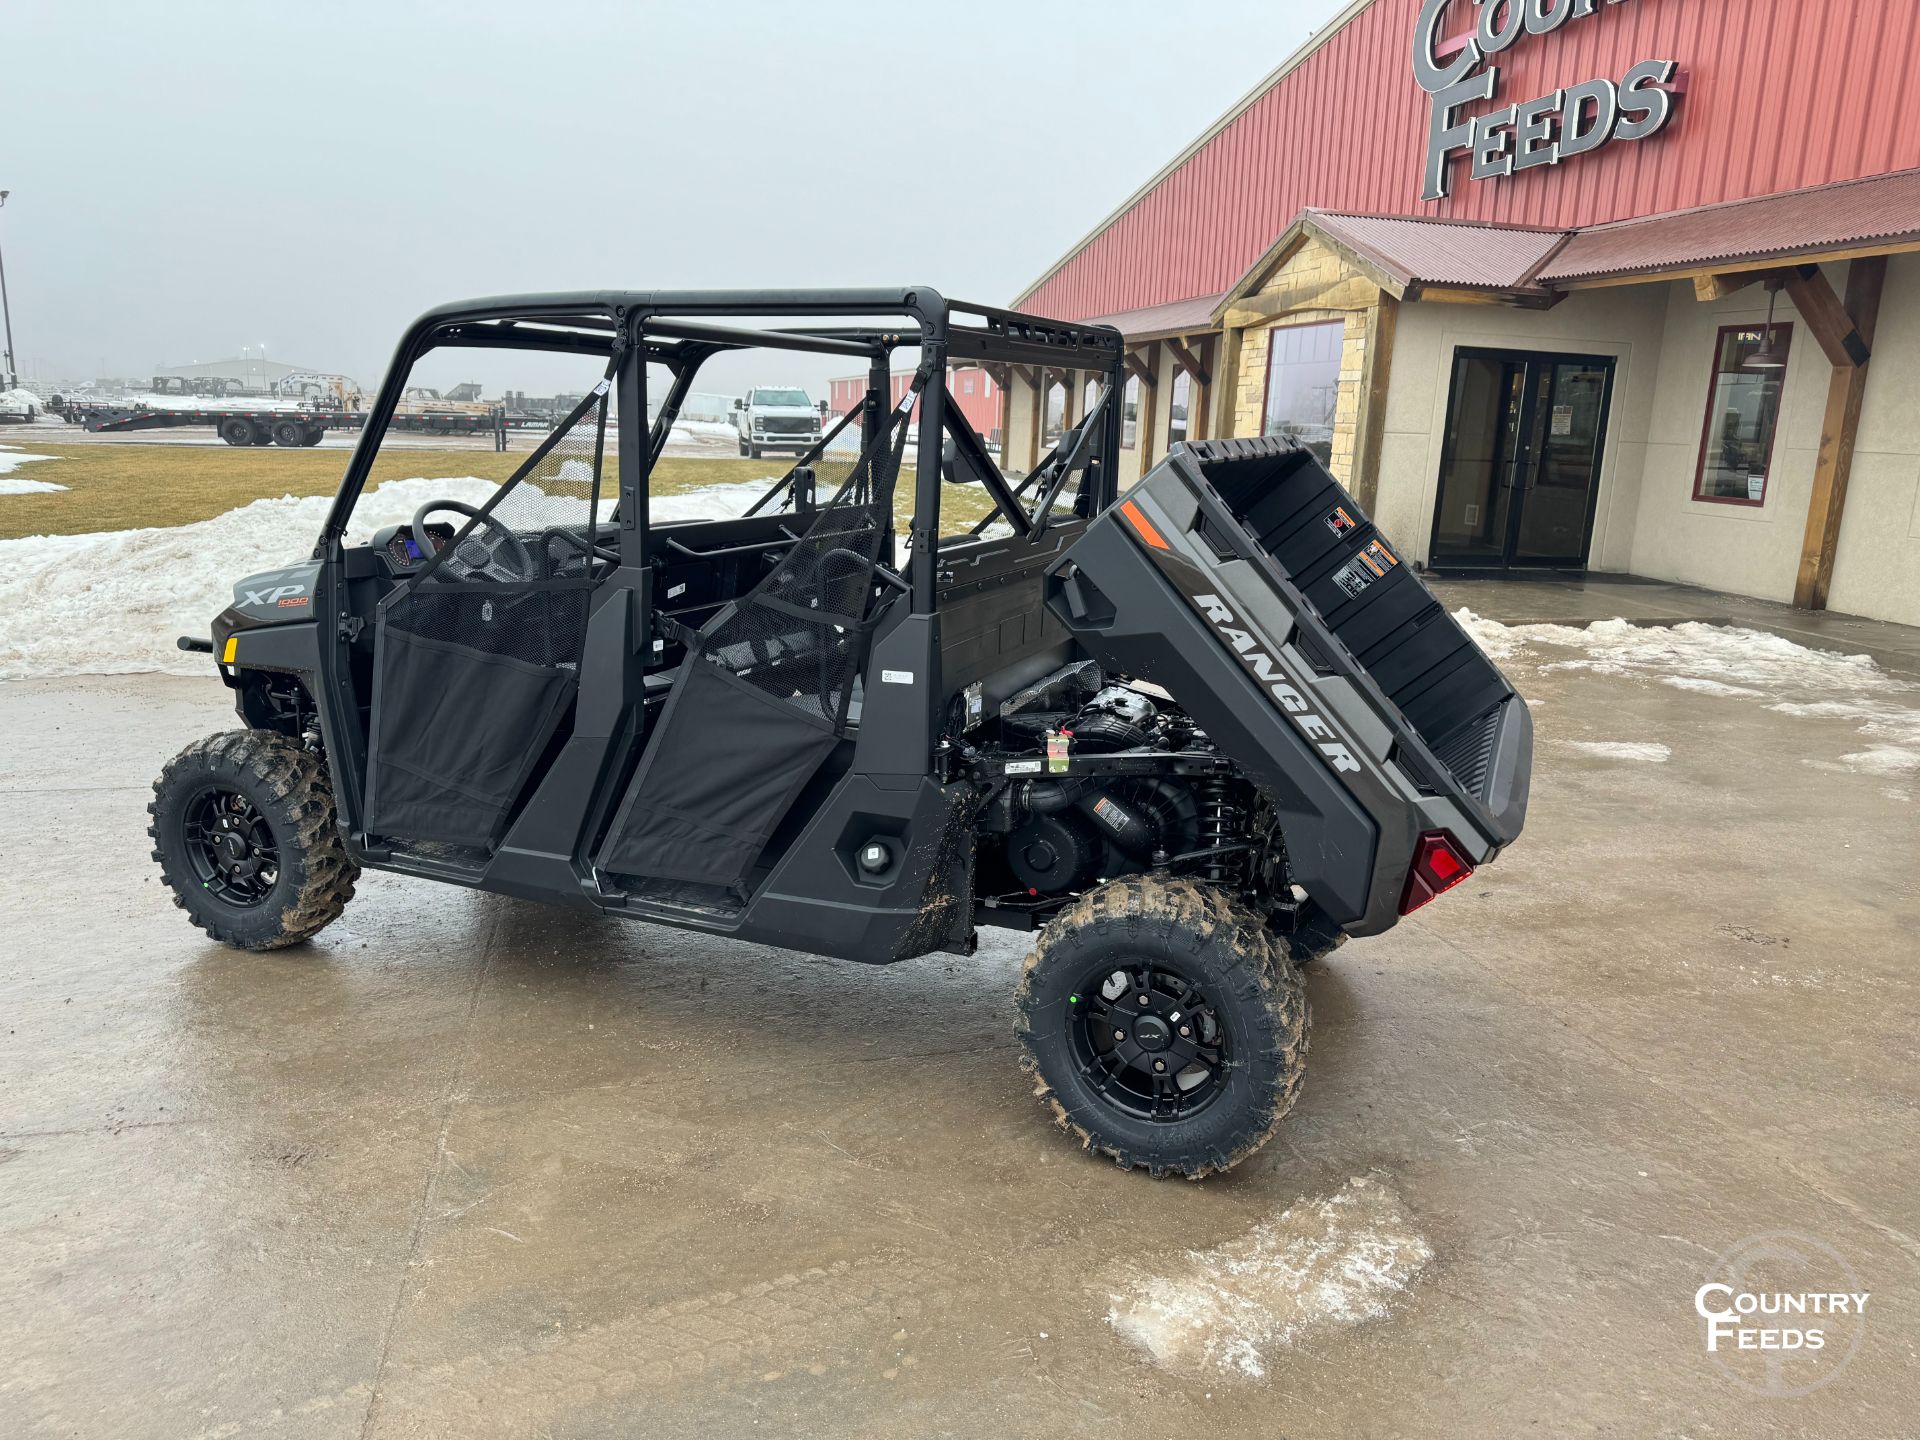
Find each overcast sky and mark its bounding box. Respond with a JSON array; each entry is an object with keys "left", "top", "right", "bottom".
[{"left": 4, "top": 0, "right": 1331, "bottom": 397}]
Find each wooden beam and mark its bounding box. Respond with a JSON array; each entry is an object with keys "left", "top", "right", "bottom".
[
  {"left": 1123, "top": 348, "right": 1158, "bottom": 388},
  {"left": 1027, "top": 366, "right": 1044, "bottom": 470},
  {"left": 1010, "top": 363, "right": 1040, "bottom": 391},
  {"left": 1785, "top": 264, "right": 1873, "bottom": 367},
  {"left": 1218, "top": 273, "right": 1383, "bottom": 327},
  {"left": 1167, "top": 335, "right": 1213, "bottom": 387},
  {"left": 1352, "top": 294, "right": 1398, "bottom": 513},
  {"left": 1795, "top": 256, "right": 1888, "bottom": 611},
  {"left": 1188, "top": 336, "right": 1215, "bottom": 442},
  {"left": 1136, "top": 342, "right": 1160, "bottom": 463},
  {"left": 1693, "top": 267, "right": 1786, "bottom": 303}
]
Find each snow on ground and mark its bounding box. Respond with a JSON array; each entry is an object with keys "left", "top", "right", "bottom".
[
  {"left": 0, "top": 476, "right": 775, "bottom": 681},
  {"left": 0, "top": 445, "right": 62, "bottom": 488},
  {"left": 671, "top": 419, "right": 739, "bottom": 441},
  {"left": 1462, "top": 611, "right": 1919, "bottom": 791},
  {"left": 1107, "top": 1176, "right": 1432, "bottom": 1381}
]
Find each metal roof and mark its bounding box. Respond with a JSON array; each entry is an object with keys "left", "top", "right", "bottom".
[
  {"left": 1079, "top": 293, "right": 1226, "bottom": 341},
  {"left": 1538, "top": 168, "right": 1920, "bottom": 283},
  {"left": 1019, "top": 0, "right": 1920, "bottom": 321},
  {"left": 1304, "top": 211, "right": 1569, "bottom": 291}
]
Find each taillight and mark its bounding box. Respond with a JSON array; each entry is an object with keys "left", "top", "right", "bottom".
[{"left": 1399, "top": 831, "right": 1475, "bottom": 915}]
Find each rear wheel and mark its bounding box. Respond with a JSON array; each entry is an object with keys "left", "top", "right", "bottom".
[
  {"left": 270, "top": 419, "right": 306, "bottom": 446},
  {"left": 300, "top": 426, "right": 325, "bottom": 446},
  {"left": 149, "top": 730, "right": 358, "bottom": 950},
  {"left": 1015, "top": 877, "right": 1307, "bottom": 1179}
]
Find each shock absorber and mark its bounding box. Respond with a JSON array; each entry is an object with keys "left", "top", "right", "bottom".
[{"left": 1196, "top": 776, "right": 1244, "bottom": 883}]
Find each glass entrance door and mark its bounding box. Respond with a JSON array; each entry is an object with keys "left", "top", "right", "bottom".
[{"left": 1431, "top": 349, "right": 1614, "bottom": 571}]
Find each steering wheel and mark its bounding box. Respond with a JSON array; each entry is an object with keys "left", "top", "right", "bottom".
[{"left": 411, "top": 499, "right": 535, "bottom": 584}]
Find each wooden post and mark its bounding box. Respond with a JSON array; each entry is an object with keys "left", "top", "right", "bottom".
[
  {"left": 1132, "top": 342, "right": 1160, "bottom": 464},
  {"left": 1028, "top": 367, "right": 1045, "bottom": 471},
  {"left": 1794, "top": 256, "right": 1887, "bottom": 611},
  {"left": 1352, "top": 293, "right": 1398, "bottom": 512}
]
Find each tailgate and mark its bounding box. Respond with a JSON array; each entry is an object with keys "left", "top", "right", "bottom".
[{"left": 1047, "top": 436, "right": 1531, "bottom": 935}]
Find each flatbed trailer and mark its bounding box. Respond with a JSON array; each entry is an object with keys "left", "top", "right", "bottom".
[{"left": 58, "top": 401, "right": 351, "bottom": 447}]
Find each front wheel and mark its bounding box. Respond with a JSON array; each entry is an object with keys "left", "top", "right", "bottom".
[
  {"left": 1015, "top": 877, "right": 1307, "bottom": 1179},
  {"left": 149, "top": 730, "right": 359, "bottom": 950}
]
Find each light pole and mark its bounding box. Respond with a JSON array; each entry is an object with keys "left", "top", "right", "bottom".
[{"left": 0, "top": 191, "right": 16, "bottom": 390}]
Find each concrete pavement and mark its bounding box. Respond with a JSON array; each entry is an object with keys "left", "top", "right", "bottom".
[{"left": 2, "top": 599, "right": 1916, "bottom": 1437}]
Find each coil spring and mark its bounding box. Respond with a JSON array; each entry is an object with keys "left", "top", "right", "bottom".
[{"left": 1197, "top": 777, "right": 1243, "bottom": 883}]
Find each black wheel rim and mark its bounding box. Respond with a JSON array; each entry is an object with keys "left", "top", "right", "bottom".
[
  {"left": 1066, "top": 960, "right": 1231, "bottom": 1122},
  {"left": 181, "top": 784, "right": 280, "bottom": 907}
]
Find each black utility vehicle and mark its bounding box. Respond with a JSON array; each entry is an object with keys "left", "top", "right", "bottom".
[{"left": 152, "top": 290, "right": 1532, "bottom": 1177}]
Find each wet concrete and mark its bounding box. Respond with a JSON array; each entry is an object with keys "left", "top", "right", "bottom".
[{"left": 3, "top": 606, "right": 1918, "bottom": 1437}]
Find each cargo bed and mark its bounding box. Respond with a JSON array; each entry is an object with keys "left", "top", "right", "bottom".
[{"left": 1048, "top": 436, "right": 1532, "bottom": 936}]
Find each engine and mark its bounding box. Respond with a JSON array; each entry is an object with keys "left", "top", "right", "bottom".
[{"left": 972, "top": 674, "right": 1272, "bottom": 907}]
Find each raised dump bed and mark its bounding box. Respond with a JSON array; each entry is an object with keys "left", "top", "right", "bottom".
[
  {"left": 1195, "top": 437, "right": 1524, "bottom": 818},
  {"left": 1049, "top": 434, "right": 1531, "bottom": 935}
]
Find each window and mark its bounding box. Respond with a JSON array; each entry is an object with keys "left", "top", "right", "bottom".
[
  {"left": 1168, "top": 371, "right": 1190, "bottom": 447},
  {"left": 1694, "top": 324, "right": 1793, "bottom": 505},
  {"left": 1122, "top": 375, "right": 1141, "bottom": 449},
  {"left": 1261, "top": 320, "right": 1343, "bottom": 467},
  {"left": 961, "top": 371, "right": 976, "bottom": 394}
]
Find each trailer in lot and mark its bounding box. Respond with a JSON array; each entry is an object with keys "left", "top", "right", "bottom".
[{"left": 56, "top": 399, "right": 347, "bottom": 446}]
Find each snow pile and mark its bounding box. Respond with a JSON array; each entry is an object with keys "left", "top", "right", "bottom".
[
  {"left": 671, "top": 419, "right": 739, "bottom": 442},
  {"left": 1108, "top": 1176, "right": 1431, "bottom": 1381},
  {"left": 1460, "top": 611, "right": 1919, "bottom": 785},
  {"left": 0, "top": 475, "right": 776, "bottom": 680},
  {"left": 0, "top": 477, "right": 493, "bottom": 680},
  {"left": 0, "top": 445, "right": 63, "bottom": 491}
]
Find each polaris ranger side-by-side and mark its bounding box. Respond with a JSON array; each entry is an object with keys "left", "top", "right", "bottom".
[{"left": 151, "top": 290, "right": 1532, "bottom": 1178}]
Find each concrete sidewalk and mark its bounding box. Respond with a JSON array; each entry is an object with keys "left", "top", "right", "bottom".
[{"left": 1428, "top": 572, "right": 1920, "bottom": 677}]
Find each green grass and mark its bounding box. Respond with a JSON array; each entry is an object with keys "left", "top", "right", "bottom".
[{"left": 0, "top": 440, "right": 1002, "bottom": 540}]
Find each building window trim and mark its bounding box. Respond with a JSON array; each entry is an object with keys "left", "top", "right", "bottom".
[
  {"left": 1258, "top": 317, "right": 1344, "bottom": 470},
  {"left": 1692, "top": 321, "right": 1794, "bottom": 509}
]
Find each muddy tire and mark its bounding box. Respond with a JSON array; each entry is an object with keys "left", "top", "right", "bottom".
[
  {"left": 149, "top": 730, "right": 358, "bottom": 950},
  {"left": 1015, "top": 877, "right": 1307, "bottom": 1179}
]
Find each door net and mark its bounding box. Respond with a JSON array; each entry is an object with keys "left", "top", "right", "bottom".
[
  {"left": 365, "top": 374, "right": 613, "bottom": 851},
  {"left": 596, "top": 381, "right": 921, "bottom": 892}
]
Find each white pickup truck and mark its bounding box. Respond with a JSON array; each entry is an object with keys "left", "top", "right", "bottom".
[{"left": 733, "top": 386, "right": 823, "bottom": 459}]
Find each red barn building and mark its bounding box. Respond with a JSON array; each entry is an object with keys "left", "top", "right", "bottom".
[
  {"left": 1008, "top": 0, "right": 1920, "bottom": 625},
  {"left": 829, "top": 365, "right": 1004, "bottom": 446}
]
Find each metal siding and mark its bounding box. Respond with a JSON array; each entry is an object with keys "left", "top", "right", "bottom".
[{"left": 1024, "top": 0, "right": 1920, "bottom": 319}]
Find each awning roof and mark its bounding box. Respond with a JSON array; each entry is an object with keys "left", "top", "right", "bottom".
[
  {"left": 1537, "top": 168, "right": 1920, "bottom": 283},
  {"left": 1199, "top": 169, "right": 1920, "bottom": 322},
  {"left": 1303, "top": 210, "right": 1569, "bottom": 291},
  {"left": 1079, "top": 293, "right": 1225, "bottom": 341}
]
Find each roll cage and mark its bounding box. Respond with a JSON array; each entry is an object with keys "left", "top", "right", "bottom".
[{"left": 315, "top": 287, "right": 1128, "bottom": 613}]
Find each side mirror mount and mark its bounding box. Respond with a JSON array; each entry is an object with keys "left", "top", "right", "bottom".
[{"left": 734, "top": 397, "right": 747, "bottom": 411}]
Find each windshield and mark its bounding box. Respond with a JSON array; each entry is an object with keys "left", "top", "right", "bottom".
[{"left": 752, "top": 389, "right": 811, "bottom": 407}]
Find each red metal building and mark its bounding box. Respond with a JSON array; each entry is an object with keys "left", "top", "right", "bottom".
[
  {"left": 829, "top": 366, "right": 1004, "bottom": 445},
  {"left": 1004, "top": 0, "right": 1920, "bottom": 627}
]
